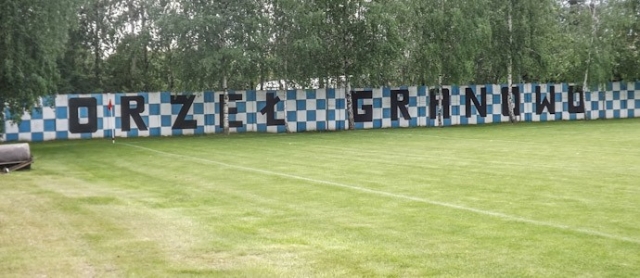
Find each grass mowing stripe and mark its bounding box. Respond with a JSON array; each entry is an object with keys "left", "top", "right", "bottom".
[
  {"left": 121, "top": 142, "right": 640, "bottom": 245},
  {"left": 410, "top": 134, "right": 640, "bottom": 156},
  {"left": 186, "top": 137, "right": 639, "bottom": 186},
  {"left": 276, "top": 142, "right": 640, "bottom": 174}
]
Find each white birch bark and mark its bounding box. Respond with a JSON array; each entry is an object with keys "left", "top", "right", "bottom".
[
  {"left": 223, "top": 76, "right": 229, "bottom": 135},
  {"left": 438, "top": 74, "right": 443, "bottom": 127},
  {"left": 583, "top": 0, "right": 600, "bottom": 120},
  {"left": 507, "top": 3, "right": 516, "bottom": 123}
]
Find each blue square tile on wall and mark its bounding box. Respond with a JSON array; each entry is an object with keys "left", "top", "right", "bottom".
[
  {"left": 194, "top": 103, "right": 204, "bottom": 114},
  {"left": 327, "top": 89, "right": 336, "bottom": 99},
  {"left": 5, "top": 133, "right": 18, "bottom": 141},
  {"left": 306, "top": 111, "right": 316, "bottom": 121},
  {"left": 296, "top": 100, "right": 306, "bottom": 110},
  {"left": 287, "top": 111, "right": 296, "bottom": 122},
  {"left": 150, "top": 128, "right": 161, "bottom": 136},
  {"left": 328, "top": 110, "right": 336, "bottom": 121},
  {"left": 306, "top": 90, "right": 316, "bottom": 100},
  {"left": 493, "top": 115, "right": 502, "bottom": 123},
  {"left": 296, "top": 122, "right": 306, "bottom": 132},
  {"left": 287, "top": 90, "right": 297, "bottom": 100},
  {"left": 316, "top": 99, "right": 326, "bottom": 110},
  {"left": 235, "top": 102, "right": 246, "bottom": 113},
  {"left": 31, "top": 133, "right": 44, "bottom": 142},
  {"left": 195, "top": 126, "right": 205, "bottom": 135},
  {"left": 246, "top": 91, "right": 257, "bottom": 102},
  {"left": 56, "top": 107, "right": 68, "bottom": 119},
  {"left": 18, "top": 120, "right": 31, "bottom": 132},
  {"left": 150, "top": 104, "right": 160, "bottom": 115},
  {"left": 56, "top": 131, "right": 68, "bottom": 140},
  {"left": 524, "top": 113, "right": 533, "bottom": 122},
  {"left": 44, "top": 119, "right": 56, "bottom": 132}
]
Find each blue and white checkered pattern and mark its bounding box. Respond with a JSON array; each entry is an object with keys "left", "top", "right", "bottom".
[
  {"left": 3, "top": 82, "right": 640, "bottom": 142},
  {"left": 4, "top": 94, "right": 110, "bottom": 142},
  {"left": 354, "top": 87, "right": 426, "bottom": 129},
  {"left": 123, "top": 92, "right": 213, "bottom": 138},
  {"left": 109, "top": 92, "right": 214, "bottom": 138},
  {"left": 584, "top": 82, "right": 639, "bottom": 120}
]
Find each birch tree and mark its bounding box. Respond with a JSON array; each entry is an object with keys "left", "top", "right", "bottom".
[
  {"left": 0, "top": 0, "right": 77, "bottom": 135},
  {"left": 558, "top": 1, "right": 615, "bottom": 86},
  {"left": 612, "top": 0, "right": 640, "bottom": 80},
  {"left": 407, "top": 0, "right": 488, "bottom": 86},
  {"left": 294, "top": 0, "right": 404, "bottom": 129},
  {"left": 479, "top": 0, "right": 560, "bottom": 122}
]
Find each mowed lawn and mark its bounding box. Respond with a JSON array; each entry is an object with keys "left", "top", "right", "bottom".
[{"left": 1, "top": 119, "right": 640, "bottom": 277}]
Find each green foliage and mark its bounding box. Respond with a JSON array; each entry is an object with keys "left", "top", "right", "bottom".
[
  {"left": 407, "top": 0, "right": 490, "bottom": 85},
  {"left": 555, "top": 0, "right": 618, "bottom": 89},
  {"left": 0, "top": 0, "right": 77, "bottom": 133},
  {"left": 609, "top": 0, "right": 640, "bottom": 82}
]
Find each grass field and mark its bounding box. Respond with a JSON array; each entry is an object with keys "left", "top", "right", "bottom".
[{"left": 1, "top": 119, "right": 640, "bottom": 277}]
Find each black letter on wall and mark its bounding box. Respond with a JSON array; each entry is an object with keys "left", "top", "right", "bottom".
[
  {"left": 536, "top": 85, "right": 556, "bottom": 115},
  {"left": 352, "top": 90, "right": 373, "bottom": 122},
  {"left": 69, "top": 98, "right": 98, "bottom": 134},
  {"left": 171, "top": 95, "right": 197, "bottom": 129},
  {"left": 260, "top": 93, "right": 285, "bottom": 126},
  {"left": 501, "top": 86, "right": 521, "bottom": 116},
  {"left": 121, "top": 96, "right": 148, "bottom": 131},
  {"left": 429, "top": 88, "right": 451, "bottom": 119},
  {"left": 219, "top": 94, "right": 244, "bottom": 128},
  {"left": 391, "top": 89, "right": 411, "bottom": 120},
  {"left": 568, "top": 86, "right": 585, "bottom": 113},
  {"left": 465, "top": 87, "right": 487, "bottom": 117}
]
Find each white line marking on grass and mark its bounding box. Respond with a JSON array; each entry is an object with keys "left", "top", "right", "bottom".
[{"left": 123, "top": 142, "right": 640, "bottom": 244}]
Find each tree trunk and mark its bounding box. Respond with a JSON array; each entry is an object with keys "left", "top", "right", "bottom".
[
  {"left": 507, "top": 4, "right": 516, "bottom": 123},
  {"left": 223, "top": 76, "right": 229, "bottom": 135},
  {"left": 259, "top": 60, "right": 265, "bottom": 90},
  {"left": 0, "top": 102, "right": 5, "bottom": 136},
  {"left": 583, "top": 0, "right": 600, "bottom": 120},
  {"left": 141, "top": 5, "right": 150, "bottom": 91},
  {"left": 283, "top": 90, "right": 291, "bottom": 133},
  {"left": 438, "top": 74, "right": 443, "bottom": 127},
  {"left": 346, "top": 75, "right": 354, "bottom": 130}
]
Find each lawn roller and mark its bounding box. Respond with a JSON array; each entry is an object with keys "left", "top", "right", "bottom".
[{"left": 0, "top": 143, "right": 33, "bottom": 174}]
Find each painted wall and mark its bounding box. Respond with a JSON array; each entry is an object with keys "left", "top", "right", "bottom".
[{"left": 2, "top": 82, "right": 639, "bottom": 142}]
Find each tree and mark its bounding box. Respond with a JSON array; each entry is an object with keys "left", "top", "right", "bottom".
[
  {"left": 0, "top": 0, "right": 77, "bottom": 135},
  {"left": 477, "top": 0, "right": 561, "bottom": 122},
  {"left": 104, "top": 0, "right": 156, "bottom": 92},
  {"left": 607, "top": 0, "right": 640, "bottom": 81},
  {"left": 406, "top": 0, "right": 488, "bottom": 86},
  {"left": 557, "top": 0, "right": 616, "bottom": 88},
  {"left": 57, "top": 0, "right": 119, "bottom": 94},
  {"left": 288, "top": 0, "right": 405, "bottom": 129},
  {"left": 158, "top": 0, "right": 255, "bottom": 91}
]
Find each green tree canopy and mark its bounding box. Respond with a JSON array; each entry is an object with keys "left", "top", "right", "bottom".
[{"left": 1, "top": 0, "right": 77, "bottom": 134}]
